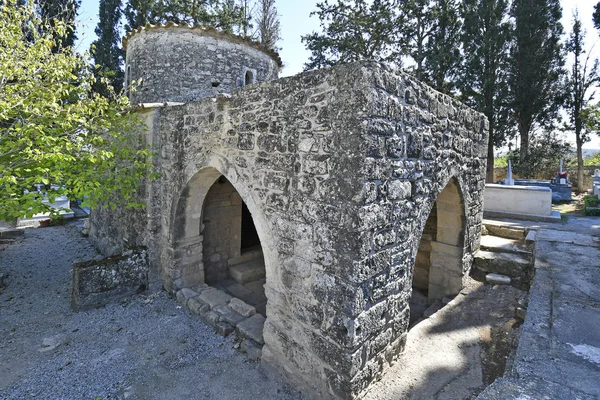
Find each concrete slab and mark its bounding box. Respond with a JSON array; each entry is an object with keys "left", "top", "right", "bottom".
[
  {"left": 483, "top": 209, "right": 561, "bottom": 223},
  {"left": 481, "top": 225, "right": 600, "bottom": 399}
]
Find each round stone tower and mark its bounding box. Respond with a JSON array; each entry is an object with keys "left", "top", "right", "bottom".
[{"left": 123, "top": 22, "right": 281, "bottom": 104}]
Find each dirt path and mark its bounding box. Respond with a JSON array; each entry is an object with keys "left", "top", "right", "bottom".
[
  {"left": 1, "top": 221, "right": 525, "bottom": 400},
  {"left": 0, "top": 222, "right": 303, "bottom": 400},
  {"left": 364, "top": 280, "right": 525, "bottom": 400}
]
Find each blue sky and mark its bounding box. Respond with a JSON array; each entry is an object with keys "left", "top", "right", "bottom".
[{"left": 75, "top": 0, "right": 600, "bottom": 150}]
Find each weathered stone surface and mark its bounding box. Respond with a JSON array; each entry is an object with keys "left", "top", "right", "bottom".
[
  {"left": 229, "top": 259, "right": 266, "bottom": 284},
  {"left": 90, "top": 51, "right": 488, "bottom": 399},
  {"left": 214, "top": 305, "right": 246, "bottom": 326},
  {"left": 123, "top": 25, "right": 280, "bottom": 105},
  {"left": 229, "top": 297, "right": 257, "bottom": 317},
  {"left": 215, "top": 321, "right": 235, "bottom": 336},
  {"left": 71, "top": 249, "right": 148, "bottom": 312},
  {"left": 199, "top": 288, "right": 232, "bottom": 309},
  {"left": 0, "top": 229, "right": 24, "bottom": 238},
  {"left": 236, "top": 314, "right": 265, "bottom": 344},
  {"left": 474, "top": 250, "right": 532, "bottom": 279},
  {"left": 176, "top": 288, "right": 199, "bottom": 306},
  {"left": 188, "top": 297, "right": 209, "bottom": 315}
]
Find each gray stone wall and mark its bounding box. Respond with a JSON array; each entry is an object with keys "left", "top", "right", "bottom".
[
  {"left": 90, "top": 60, "right": 487, "bottom": 399},
  {"left": 124, "top": 25, "right": 280, "bottom": 104},
  {"left": 71, "top": 249, "right": 148, "bottom": 311}
]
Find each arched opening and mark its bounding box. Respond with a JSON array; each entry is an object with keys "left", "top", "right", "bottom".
[
  {"left": 201, "top": 176, "right": 266, "bottom": 315},
  {"left": 244, "top": 70, "right": 254, "bottom": 86},
  {"left": 169, "top": 168, "right": 267, "bottom": 318},
  {"left": 410, "top": 177, "right": 465, "bottom": 325}
]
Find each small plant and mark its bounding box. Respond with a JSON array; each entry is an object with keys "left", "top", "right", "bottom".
[{"left": 583, "top": 195, "right": 600, "bottom": 216}]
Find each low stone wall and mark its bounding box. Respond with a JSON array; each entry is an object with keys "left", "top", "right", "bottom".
[
  {"left": 71, "top": 249, "right": 148, "bottom": 311},
  {"left": 484, "top": 184, "right": 553, "bottom": 218}
]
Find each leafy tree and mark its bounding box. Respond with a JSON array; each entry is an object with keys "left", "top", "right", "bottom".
[
  {"left": 124, "top": 0, "right": 216, "bottom": 31},
  {"left": 507, "top": 0, "right": 564, "bottom": 171},
  {"left": 564, "top": 11, "right": 599, "bottom": 192},
  {"left": 91, "top": 0, "right": 124, "bottom": 97},
  {"left": 0, "top": 1, "right": 153, "bottom": 222},
  {"left": 458, "top": 0, "right": 511, "bottom": 182},
  {"left": 124, "top": 0, "right": 251, "bottom": 34},
  {"left": 423, "top": 0, "right": 462, "bottom": 94},
  {"left": 255, "top": 0, "right": 281, "bottom": 49},
  {"left": 212, "top": 0, "right": 248, "bottom": 35},
  {"left": 302, "top": 0, "right": 403, "bottom": 70},
  {"left": 39, "top": 0, "right": 80, "bottom": 50},
  {"left": 509, "top": 133, "right": 574, "bottom": 179}
]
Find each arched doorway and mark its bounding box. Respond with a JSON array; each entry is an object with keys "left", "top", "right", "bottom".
[
  {"left": 410, "top": 177, "right": 465, "bottom": 324},
  {"left": 201, "top": 176, "right": 266, "bottom": 315},
  {"left": 168, "top": 167, "right": 267, "bottom": 317}
]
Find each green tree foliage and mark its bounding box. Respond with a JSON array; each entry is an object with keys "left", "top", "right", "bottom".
[
  {"left": 458, "top": 0, "right": 511, "bottom": 182},
  {"left": 507, "top": 0, "right": 564, "bottom": 171},
  {"left": 0, "top": 1, "right": 153, "bottom": 221},
  {"left": 301, "top": 0, "right": 403, "bottom": 70},
  {"left": 91, "top": 0, "right": 125, "bottom": 97},
  {"left": 255, "top": 0, "right": 281, "bottom": 49},
  {"left": 39, "top": 0, "right": 80, "bottom": 50},
  {"left": 564, "top": 11, "right": 599, "bottom": 192},
  {"left": 509, "top": 133, "right": 574, "bottom": 179},
  {"left": 123, "top": 0, "right": 251, "bottom": 34},
  {"left": 423, "top": 0, "right": 462, "bottom": 94}
]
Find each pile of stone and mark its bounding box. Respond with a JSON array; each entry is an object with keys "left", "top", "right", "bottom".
[{"left": 176, "top": 286, "right": 265, "bottom": 360}]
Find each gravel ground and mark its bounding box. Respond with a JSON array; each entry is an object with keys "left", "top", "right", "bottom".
[
  {"left": 0, "top": 220, "right": 526, "bottom": 400},
  {"left": 0, "top": 221, "right": 303, "bottom": 400}
]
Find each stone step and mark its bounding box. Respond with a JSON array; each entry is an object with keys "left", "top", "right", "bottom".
[
  {"left": 229, "top": 258, "right": 265, "bottom": 284},
  {"left": 480, "top": 235, "right": 532, "bottom": 256},
  {"left": 482, "top": 220, "right": 527, "bottom": 240},
  {"left": 473, "top": 250, "right": 533, "bottom": 290}
]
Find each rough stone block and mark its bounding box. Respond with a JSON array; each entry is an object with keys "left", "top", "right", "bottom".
[
  {"left": 214, "top": 305, "right": 246, "bottom": 326},
  {"left": 236, "top": 314, "right": 266, "bottom": 344},
  {"left": 229, "top": 298, "right": 257, "bottom": 317},
  {"left": 176, "top": 288, "right": 199, "bottom": 306},
  {"left": 188, "top": 297, "right": 210, "bottom": 315},
  {"left": 215, "top": 321, "right": 235, "bottom": 336},
  {"left": 71, "top": 249, "right": 148, "bottom": 312},
  {"left": 199, "top": 288, "right": 232, "bottom": 309}
]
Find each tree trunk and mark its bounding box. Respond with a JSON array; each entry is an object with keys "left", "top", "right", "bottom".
[
  {"left": 576, "top": 133, "right": 584, "bottom": 193},
  {"left": 486, "top": 138, "right": 494, "bottom": 183},
  {"left": 518, "top": 122, "right": 529, "bottom": 176}
]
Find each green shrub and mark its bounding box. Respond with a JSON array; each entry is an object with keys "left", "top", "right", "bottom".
[{"left": 583, "top": 195, "right": 600, "bottom": 216}]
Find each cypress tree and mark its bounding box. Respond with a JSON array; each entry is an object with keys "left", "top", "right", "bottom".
[
  {"left": 507, "top": 0, "right": 564, "bottom": 170},
  {"left": 91, "top": 0, "right": 124, "bottom": 97},
  {"left": 458, "top": 0, "right": 511, "bottom": 182},
  {"left": 565, "top": 11, "right": 599, "bottom": 192},
  {"left": 423, "top": 0, "right": 461, "bottom": 94}
]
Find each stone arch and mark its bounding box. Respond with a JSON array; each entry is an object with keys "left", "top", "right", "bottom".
[
  {"left": 410, "top": 176, "right": 466, "bottom": 322},
  {"left": 166, "top": 164, "right": 276, "bottom": 303}
]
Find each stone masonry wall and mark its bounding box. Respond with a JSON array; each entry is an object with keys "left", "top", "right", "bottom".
[
  {"left": 90, "top": 60, "right": 487, "bottom": 399},
  {"left": 124, "top": 25, "right": 280, "bottom": 104}
]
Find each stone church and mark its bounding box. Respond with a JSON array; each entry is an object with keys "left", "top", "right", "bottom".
[{"left": 89, "top": 23, "right": 488, "bottom": 400}]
